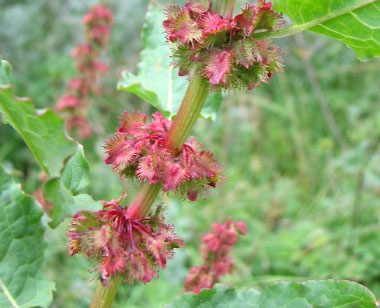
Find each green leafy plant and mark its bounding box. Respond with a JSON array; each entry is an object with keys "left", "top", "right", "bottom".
[{"left": 1, "top": 0, "right": 380, "bottom": 307}]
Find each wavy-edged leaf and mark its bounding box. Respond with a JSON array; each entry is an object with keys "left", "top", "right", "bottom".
[
  {"left": 272, "top": 0, "right": 380, "bottom": 60},
  {"left": 0, "top": 60, "right": 76, "bottom": 177},
  {"left": 44, "top": 146, "right": 101, "bottom": 228},
  {"left": 0, "top": 165, "right": 55, "bottom": 308},
  {"left": 0, "top": 59, "right": 99, "bottom": 227},
  {"left": 117, "top": 3, "right": 222, "bottom": 120},
  {"left": 259, "top": 280, "right": 376, "bottom": 307},
  {"left": 167, "top": 284, "right": 259, "bottom": 308},
  {"left": 167, "top": 280, "right": 377, "bottom": 308}
]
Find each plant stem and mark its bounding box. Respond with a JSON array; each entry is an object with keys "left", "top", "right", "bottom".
[
  {"left": 90, "top": 277, "right": 121, "bottom": 308},
  {"left": 165, "top": 75, "right": 210, "bottom": 151},
  {"left": 213, "top": 0, "right": 235, "bottom": 17},
  {"left": 127, "top": 183, "right": 162, "bottom": 219},
  {"left": 127, "top": 75, "right": 209, "bottom": 221}
]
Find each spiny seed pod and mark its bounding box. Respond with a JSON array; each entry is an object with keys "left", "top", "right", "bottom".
[
  {"left": 68, "top": 199, "right": 183, "bottom": 286},
  {"left": 104, "top": 112, "right": 223, "bottom": 201},
  {"left": 163, "top": 0, "right": 284, "bottom": 91}
]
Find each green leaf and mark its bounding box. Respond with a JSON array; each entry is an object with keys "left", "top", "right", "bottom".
[
  {"left": 44, "top": 146, "right": 102, "bottom": 228},
  {"left": 117, "top": 3, "right": 222, "bottom": 120},
  {"left": 272, "top": 0, "right": 380, "bottom": 60},
  {"left": 167, "top": 281, "right": 377, "bottom": 308},
  {"left": 0, "top": 63, "right": 76, "bottom": 177},
  {"left": 0, "top": 59, "right": 12, "bottom": 85},
  {"left": 166, "top": 284, "right": 260, "bottom": 308},
  {"left": 0, "top": 58, "right": 99, "bottom": 227},
  {"left": 259, "top": 280, "right": 377, "bottom": 307},
  {"left": 0, "top": 165, "right": 55, "bottom": 308}
]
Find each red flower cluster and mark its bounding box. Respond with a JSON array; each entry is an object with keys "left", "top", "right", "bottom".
[
  {"left": 104, "top": 112, "right": 222, "bottom": 201},
  {"left": 68, "top": 199, "right": 183, "bottom": 285},
  {"left": 163, "top": 0, "right": 283, "bottom": 90},
  {"left": 56, "top": 4, "right": 113, "bottom": 138},
  {"left": 184, "top": 220, "right": 247, "bottom": 294}
]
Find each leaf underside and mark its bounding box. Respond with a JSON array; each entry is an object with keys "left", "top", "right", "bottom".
[{"left": 273, "top": 0, "right": 380, "bottom": 60}]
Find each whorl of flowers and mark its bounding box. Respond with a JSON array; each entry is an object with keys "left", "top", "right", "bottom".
[
  {"left": 104, "top": 111, "right": 223, "bottom": 201},
  {"left": 163, "top": 0, "right": 283, "bottom": 91},
  {"left": 84, "top": 5, "right": 114, "bottom": 47},
  {"left": 68, "top": 198, "right": 183, "bottom": 286},
  {"left": 184, "top": 220, "right": 247, "bottom": 294},
  {"left": 56, "top": 5, "right": 113, "bottom": 138}
]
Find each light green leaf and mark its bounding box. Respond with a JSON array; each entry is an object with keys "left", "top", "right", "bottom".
[
  {"left": 0, "top": 59, "right": 12, "bottom": 85},
  {"left": 117, "top": 3, "right": 222, "bottom": 120},
  {"left": 0, "top": 165, "right": 55, "bottom": 308},
  {"left": 0, "top": 58, "right": 99, "bottom": 227},
  {"left": 167, "top": 280, "right": 377, "bottom": 308},
  {"left": 271, "top": 0, "right": 380, "bottom": 60}
]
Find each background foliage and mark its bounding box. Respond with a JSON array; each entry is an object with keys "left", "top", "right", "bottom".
[{"left": 1, "top": 0, "right": 380, "bottom": 307}]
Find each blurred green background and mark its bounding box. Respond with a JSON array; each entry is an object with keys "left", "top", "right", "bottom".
[{"left": 1, "top": 0, "right": 380, "bottom": 307}]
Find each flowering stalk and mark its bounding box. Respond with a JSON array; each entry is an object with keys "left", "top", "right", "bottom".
[
  {"left": 57, "top": 4, "right": 113, "bottom": 138},
  {"left": 90, "top": 4, "right": 232, "bottom": 308},
  {"left": 85, "top": 0, "right": 284, "bottom": 306},
  {"left": 128, "top": 0, "right": 240, "bottom": 223}
]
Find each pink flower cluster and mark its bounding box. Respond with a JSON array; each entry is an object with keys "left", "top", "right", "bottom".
[
  {"left": 84, "top": 5, "right": 114, "bottom": 47},
  {"left": 104, "top": 112, "right": 222, "bottom": 201},
  {"left": 163, "top": 0, "right": 283, "bottom": 90},
  {"left": 68, "top": 199, "right": 183, "bottom": 285},
  {"left": 56, "top": 5, "right": 113, "bottom": 138},
  {"left": 184, "top": 220, "right": 247, "bottom": 294}
]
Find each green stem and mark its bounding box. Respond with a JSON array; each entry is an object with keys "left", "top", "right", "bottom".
[
  {"left": 127, "top": 183, "right": 162, "bottom": 219},
  {"left": 213, "top": 0, "right": 235, "bottom": 17},
  {"left": 165, "top": 75, "right": 210, "bottom": 151},
  {"left": 90, "top": 277, "right": 121, "bottom": 308},
  {"left": 128, "top": 75, "right": 209, "bottom": 220}
]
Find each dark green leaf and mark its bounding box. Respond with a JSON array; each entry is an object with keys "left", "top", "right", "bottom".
[
  {"left": 272, "top": 0, "right": 380, "bottom": 60},
  {"left": 0, "top": 165, "right": 55, "bottom": 308},
  {"left": 259, "top": 280, "right": 377, "bottom": 307},
  {"left": 117, "top": 3, "right": 222, "bottom": 120},
  {"left": 167, "top": 284, "right": 260, "bottom": 308},
  {"left": 167, "top": 280, "right": 377, "bottom": 308}
]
